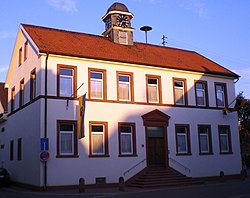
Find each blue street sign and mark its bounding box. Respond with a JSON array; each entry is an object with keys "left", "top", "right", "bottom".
[{"left": 40, "top": 138, "right": 49, "bottom": 151}]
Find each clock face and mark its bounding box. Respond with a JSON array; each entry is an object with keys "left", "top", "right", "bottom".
[{"left": 116, "top": 15, "right": 129, "bottom": 28}]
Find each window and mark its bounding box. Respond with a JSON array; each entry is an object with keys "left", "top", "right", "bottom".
[
  {"left": 175, "top": 124, "right": 191, "bottom": 155},
  {"left": 30, "top": 69, "right": 36, "bottom": 100},
  {"left": 10, "top": 140, "right": 14, "bottom": 161},
  {"left": 118, "top": 123, "right": 137, "bottom": 156},
  {"left": 18, "top": 47, "right": 22, "bottom": 66},
  {"left": 146, "top": 75, "right": 161, "bottom": 103},
  {"left": 89, "top": 69, "right": 106, "bottom": 100},
  {"left": 198, "top": 125, "right": 213, "bottom": 154},
  {"left": 119, "top": 31, "right": 128, "bottom": 45},
  {"left": 17, "top": 138, "right": 22, "bottom": 160},
  {"left": 58, "top": 65, "right": 77, "bottom": 97},
  {"left": 218, "top": 125, "right": 232, "bottom": 154},
  {"left": 89, "top": 122, "right": 109, "bottom": 156},
  {"left": 24, "top": 41, "right": 28, "bottom": 61},
  {"left": 19, "top": 79, "right": 24, "bottom": 107},
  {"left": 173, "top": 78, "right": 187, "bottom": 105},
  {"left": 57, "top": 120, "right": 78, "bottom": 157},
  {"left": 11, "top": 87, "right": 15, "bottom": 112},
  {"left": 117, "top": 72, "right": 133, "bottom": 101},
  {"left": 215, "top": 83, "right": 227, "bottom": 108},
  {"left": 195, "top": 81, "right": 208, "bottom": 107}
]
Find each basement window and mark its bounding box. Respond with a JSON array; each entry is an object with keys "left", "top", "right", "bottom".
[{"left": 95, "top": 177, "right": 106, "bottom": 185}]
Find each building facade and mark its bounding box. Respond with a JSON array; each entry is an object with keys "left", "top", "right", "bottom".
[{"left": 1, "top": 3, "right": 241, "bottom": 189}]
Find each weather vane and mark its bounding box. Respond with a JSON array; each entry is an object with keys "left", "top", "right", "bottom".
[{"left": 162, "top": 35, "right": 167, "bottom": 46}]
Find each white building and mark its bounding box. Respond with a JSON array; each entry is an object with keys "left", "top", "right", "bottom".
[{"left": 1, "top": 2, "right": 241, "bottom": 190}]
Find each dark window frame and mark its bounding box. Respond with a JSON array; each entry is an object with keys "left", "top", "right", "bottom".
[
  {"left": 10, "top": 140, "right": 14, "bottom": 161},
  {"left": 19, "top": 79, "right": 25, "bottom": 107},
  {"left": 116, "top": 71, "right": 134, "bottom": 102},
  {"left": 17, "top": 138, "right": 22, "bottom": 160},
  {"left": 89, "top": 121, "right": 109, "bottom": 157},
  {"left": 118, "top": 122, "right": 137, "bottom": 157},
  {"left": 218, "top": 125, "right": 232, "bottom": 154},
  {"left": 173, "top": 78, "right": 188, "bottom": 106},
  {"left": 56, "top": 120, "right": 78, "bottom": 158},
  {"left": 88, "top": 68, "right": 107, "bottom": 100},
  {"left": 215, "top": 82, "right": 228, "bottom": 108},
  {"left": 198, "top": 125, "right": 213, "bottom": 155},
  {"left": 195, "top": 80, "right": 209, "bottom": 107},
  {"left": 175, "top": 124, "right": 191, "bottom": 155},
  {"left": 57, "top": 64, "right": 77, "bottom": 98},
  {"left": 146, "top": 74, "right": 162, "bottom": 104},
  {"left": 30, "top": 69, "right": 36, "bottom": 101}
]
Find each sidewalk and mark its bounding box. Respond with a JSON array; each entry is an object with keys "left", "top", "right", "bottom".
[{"left": 2, "top": 171, "right": 250, "bottom": 198}]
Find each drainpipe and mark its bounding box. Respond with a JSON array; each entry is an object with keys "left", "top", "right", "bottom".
[{"left": 44, "top": 52, "right": 49, "bottom": 191}]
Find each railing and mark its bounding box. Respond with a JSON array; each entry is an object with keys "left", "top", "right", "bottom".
[
  {"left": 169, "top": 157, "right": 191, "bottom": 173},
  {"left": 123, "top": 158, "right": 146, "bottom": 176}
]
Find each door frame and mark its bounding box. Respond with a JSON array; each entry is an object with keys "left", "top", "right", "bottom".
[{"left": 141, "top": 109, "right": 170, "bottom": 168}]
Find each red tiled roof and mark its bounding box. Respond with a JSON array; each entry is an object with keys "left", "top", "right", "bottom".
[
  {"left": 0, "top": 82, "right": 8, "bottom": 112},
  {"left": 22, "top": 24, "right": 238, "bottom": 78}
]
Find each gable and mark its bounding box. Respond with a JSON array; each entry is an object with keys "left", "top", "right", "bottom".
[{"left": 141, "top": 109, "right": 170, "bottom": 126}]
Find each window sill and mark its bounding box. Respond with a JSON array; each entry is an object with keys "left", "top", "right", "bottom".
[
  {"left": 199, "top": 152, "right": 214, "bottom": 155},
  {"left": 56, "top": 155, "right": 79, "bottom": 158},
  {"left": 89, "top": 154, "right": 110, "bottom": 158},
  {"left": 118, "top": 154, "right": 138, "bottom": 157},
  {"left": 176, "top": 153, "right": 192, "bottom": 156},
  {"left": 219, "top": 152, "right": 233, "bottom": 155}
]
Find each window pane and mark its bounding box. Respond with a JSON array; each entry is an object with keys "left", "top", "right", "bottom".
[
  {"left": 91, "top": 80, "right": 102, "bottom": 98},
  {"left": 175, "top": 89, "right": 184, "bottom": 104},
  {"left": 91, "top": 72, "right": 102, "bottom": 79},
  {"left": 60, "top": 76, "right": 73, "bottom": 97},
  {"left": 175, "top": 81, "right": 183, "bottom": 87},
  {"left": 177, "top": 134, "right": 187, "bottom": 153},
  {"left": 216, "top": 85, "right": 225, "bottom": 107},
  {"left": 119, "top": 83, "right": 129, "bottom": 100},
  {"left": 60, "top": 133, "right": 73, "bottom": 154},
  {"left": 92, "top": 125, "right": 103, "bottom": 132},
  {"left": 197, "top": 90, "right": 205, "bottom": 106},
  {"left": 196, "top": 83, "right": 206, "bottom": 106},
  {"left": 60, "top": 124, "right": 73, "bottom": 131},
  {"left": 60, "top": 68, "right": 73, "bottom": 76},
  {"left": 175, "top": 81, "right": 185, "bottom": 105},
  {"left": 121, "top": 134, "right": 132, "bottom": 153},
  {"left": 148, "top": 85, "right": 158, "bottom": 102},
  {"left": 220, "top": 134, "right": 229, "bottom": 152},
  {"left": 92, "top": 134, "right": 104, "bottom": 154},
  {"left": 148, "top": 78, "right": 157, "bottom": 85},
  {"left": 119, "top": 75, "right": 129, "bottom": 82},
  {"left": 200, "top": 134, "right": 209, "bottom": 152},
  {"left": 120, "top": 126, "right": 132, "bottom": 133}
]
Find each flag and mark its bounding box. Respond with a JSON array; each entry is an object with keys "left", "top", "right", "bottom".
[
  {"left": 78, "top": 93, "right": 86, "bottom": 138},
  {"left": 223, "top": 98, "right": 247, "bottom": 113}
]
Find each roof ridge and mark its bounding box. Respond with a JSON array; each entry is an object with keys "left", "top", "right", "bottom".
[
  {"left": 134, "top": 41, "right": 196, "bottom": 54},
  {"left": 21, "top": 23, "right": 106, "bottom": 40}
]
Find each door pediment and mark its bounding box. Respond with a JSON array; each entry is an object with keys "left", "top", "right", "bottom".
[{"left": 141, "top": 109, "right": 170, "bottom": 126}]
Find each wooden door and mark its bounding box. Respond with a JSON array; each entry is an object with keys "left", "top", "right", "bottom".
[{"left": 147, "top": 126, "right": 167, "bottom": 167}]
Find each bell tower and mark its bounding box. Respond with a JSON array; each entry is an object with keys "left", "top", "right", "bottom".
[{"left": 102, "top": 2, "right": 134, "bottom": 45}]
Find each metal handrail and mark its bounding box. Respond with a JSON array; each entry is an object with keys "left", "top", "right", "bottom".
[
  {"left": 169, "top": 157, "right": 191, "bottom": 172},
  {"left": 123, "top": 158, "right": 146, "bottom": 176}
]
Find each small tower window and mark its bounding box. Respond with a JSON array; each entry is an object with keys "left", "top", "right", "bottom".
[{"left": 118, "top": 31, "right": 128, "bottom": 45}]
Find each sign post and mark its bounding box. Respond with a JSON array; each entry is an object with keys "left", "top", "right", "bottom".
[{"left": 40, "top": 138, "right": 49, "bottom": 162}]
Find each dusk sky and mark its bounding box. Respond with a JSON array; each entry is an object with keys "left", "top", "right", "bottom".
[{"left": 1, "top": 0, "right": 250, "bottom": 99}]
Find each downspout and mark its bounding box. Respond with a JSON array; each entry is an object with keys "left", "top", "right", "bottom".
[{"left": 44, "top": 52, "right": 49, "bottom": 191}]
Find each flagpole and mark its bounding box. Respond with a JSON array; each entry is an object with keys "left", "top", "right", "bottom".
[{"left": 66, "top": 82, "right": 85, "bottom": 109}]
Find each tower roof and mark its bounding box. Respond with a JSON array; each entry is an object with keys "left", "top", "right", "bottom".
[{"left": 106, "top": 2, "right": 129, "bottom": 13}]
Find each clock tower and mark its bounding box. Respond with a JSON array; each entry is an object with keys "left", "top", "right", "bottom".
[{"left": 102, "top": 2, "right": 134, "bottom": 45}]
